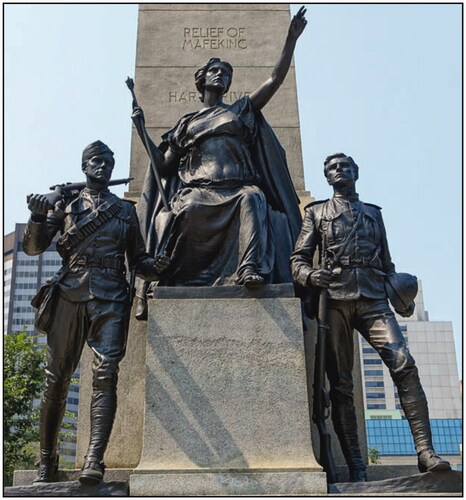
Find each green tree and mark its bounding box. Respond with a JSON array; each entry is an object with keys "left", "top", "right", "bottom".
[
  {"left": 4, "top": 331, "right": 45, "bottom": 485},
  {"left": 368, "top": 447, "right": 382, "bottom": 465}
]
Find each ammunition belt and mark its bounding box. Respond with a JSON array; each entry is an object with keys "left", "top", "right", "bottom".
[
  {"left": 338, "top": 255, "right": 380, "bottom": 268},
  {"left": 73, "top": 255, "right": 126, "bottom": 272},
  {"left": 58, "top": 198, "right": 122, "bottom": 254}
]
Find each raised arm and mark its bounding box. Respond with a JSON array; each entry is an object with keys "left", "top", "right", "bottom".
[
  {"left": 249, "top": 6, "right": 307, "bottom": 112},
  {"left": 131, "top": 107, "right": 179, "bottom": 176}
]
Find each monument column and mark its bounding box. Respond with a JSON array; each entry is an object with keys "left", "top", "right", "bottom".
[{"left": 126, "top": 3, "right": 311, "bottom": 206}]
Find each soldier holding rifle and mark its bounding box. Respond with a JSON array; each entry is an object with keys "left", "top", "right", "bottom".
[
  {"left": 290, "top": 153, "right": 450, "bottom": 482},
  {"left": 23, "top": 140, "right": 170, "bottom": 485}
]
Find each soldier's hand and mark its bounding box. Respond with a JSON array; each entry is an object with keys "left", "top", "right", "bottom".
[
  {"left": 154, "top": 254, "right": 171, "bottom": 274},
  {"left": 27, "top": 194, "right": 50, "bottom": 218},
  {"left": 131, "top": 106, "right": 145, "bottom": 123},
  {"left": 308, "top": 269, "right": 332, "bottom": 288}
]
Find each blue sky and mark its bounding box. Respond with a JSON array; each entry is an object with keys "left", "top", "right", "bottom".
[{"left": 4, "top": 3, "right": 462, "bottom": 369}]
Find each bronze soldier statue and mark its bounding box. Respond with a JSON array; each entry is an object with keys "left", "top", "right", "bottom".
[
  {"left": 23, "top": 140, "right": 169, "bottom": 485},
  {"left": 290, "top": 153, "right": 450, "bottom": 482}
]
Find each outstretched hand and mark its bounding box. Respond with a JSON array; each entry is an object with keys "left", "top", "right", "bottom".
[{"left": 289, "top": 6, "right": 307, "bottom": 39}]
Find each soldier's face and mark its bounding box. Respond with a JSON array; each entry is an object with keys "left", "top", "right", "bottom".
[
  {"left": 326, "top": 161, "right": 358, "bottom": 188},
  {"left": 84, "top": 153, "right": 115, "bottom": 185}
]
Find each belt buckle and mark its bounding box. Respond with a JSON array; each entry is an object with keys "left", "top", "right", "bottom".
[{"left": 88, "top": 256, "right": 99, "bottom": 266}]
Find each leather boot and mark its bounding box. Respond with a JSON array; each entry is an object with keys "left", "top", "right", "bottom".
[
  {"left": 401, "top": 399, "right": 451, "bottom": 473},
  {"left": 33, "top": 393, "right": 67, "bottom": 483},
  {"left": 332, "top": 404, "right": 367, "bottom": 482},
  {"left": 349, "top": 469, "right": 368, "bottom": 482},
  {"left": 33, "top": 450, "right": 59, "bottom": 483},
  {"left": 418, "top": 448, "right": 451, "bottom": 473},
  {"left": 39, "top": 393, "right": 67, "bottom": 453},
  {"left": 79, "top": 391, "right": 117, "bottom": 485}
]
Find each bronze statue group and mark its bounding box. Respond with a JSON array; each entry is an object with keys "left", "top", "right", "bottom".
[{"left": 24, "top": 7, "right": 450, "bottom": 486}]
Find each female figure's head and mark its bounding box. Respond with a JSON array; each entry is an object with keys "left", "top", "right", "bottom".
[{"left": 195, "top": 58, "right": 233, "bottom": 102}]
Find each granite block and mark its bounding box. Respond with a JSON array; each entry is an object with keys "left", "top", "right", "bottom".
[
  {"left": 136, "top": 297, "right": 320, "bottom": 472},
  {"left": 130, "top": 470, "right": 327, "bottom": 496}
]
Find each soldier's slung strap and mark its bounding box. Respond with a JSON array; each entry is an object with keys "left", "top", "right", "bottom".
[
  {"left": 57, "top": 197, "right": 123, "bottom": 253},
  {"left": 326, "top": 209, "right": 363, "bottom": 267}
]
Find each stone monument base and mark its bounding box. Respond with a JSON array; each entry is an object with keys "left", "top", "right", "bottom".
[
  {"left": 130, "top": 285, "right": 326, "bottom": 495},
  {"left": 130, "top": 469, "right": 326, "bottom": 496}
]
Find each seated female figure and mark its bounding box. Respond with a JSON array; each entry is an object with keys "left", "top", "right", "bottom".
[{"left": 133, "top": 8, "right": 307, "bottom": 288}]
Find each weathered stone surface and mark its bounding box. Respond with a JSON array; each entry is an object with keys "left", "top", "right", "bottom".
[
  {"left": 13, "top": 468, "right": 133, "bottom": 486},
  {"left": 132, "top": 68, "right": 300, "bottom": 128},
  {"left": 150, "top": 283, "right": 294, "bottom": 299},
  {"left": 4, "top": 480, "right": 128, "bottom": 497},
  {"left": 140, "top": 4, "right": 289, "bottom": 11},
  {"left": 136, "top": 9, "right": 293, "bottom": 67},
  {"left": 136, "top": 297, "right": 320, "bottom": 472},
  {"left": 76, "top": 315, "right": 147, "bottom": 468},
  {"left": 130, "top": 470, "right": 327, "bottom": 496},
  {"left": 328, "top": 470, "right": 463, "bottom": 495}
]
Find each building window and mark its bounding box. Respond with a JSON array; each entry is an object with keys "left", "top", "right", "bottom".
[
  {"left": 370, "top": 415, "right": 392, "bottom": 420},
  {"left": 364, "top": 370, "right": 383, "bottom": 376},
  {"left": 367, "top": 404, "right": 386, "bottom": 410},
  {"left": 15, "top": 271, "right": 38, "bottom": 278},
  {"left": 366, "top": 393, "right": 386, "bottom": 399},
  {"left": 364, "top": 359, "right": 382, "bottom": 365},
  {"left": 366, "top": 419, "right": 462, "bottom": 456},
  {"left": 366, "top": 381, "right": 385, "bottom": 387},
  {"left": 363, "top": 347, "right": 377, "bottom": 354}
]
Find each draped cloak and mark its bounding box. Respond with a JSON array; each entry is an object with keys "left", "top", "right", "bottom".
[{"left": 135, "top": 96, "right": 302, "bottom": 317}]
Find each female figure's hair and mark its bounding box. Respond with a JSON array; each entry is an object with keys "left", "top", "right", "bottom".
[{"left": 194, "top": 58, "right": 233, "bottom": 102}]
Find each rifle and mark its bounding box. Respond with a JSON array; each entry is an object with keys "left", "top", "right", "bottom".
[
  {"left": 126, "top": 264, "right": 137, "bottom": 331},
  {"left": 312, "top": 234, "right": 338, "bottom": 484},
  {"left": 125, "top": 77, "right": 170, "bottom": 212},
  {"left": 31, "top": 177, "right": 133, "bottom": 210}
]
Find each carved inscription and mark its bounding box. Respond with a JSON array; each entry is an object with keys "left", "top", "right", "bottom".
[
  {"left": 183, "top": 27, "right": 247, "bottom": 50},
  {"left": 168, "top": 90, "right": 251, "bottom": 103}
]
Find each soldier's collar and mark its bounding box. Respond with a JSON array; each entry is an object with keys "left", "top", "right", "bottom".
[
  {"left": 81, "top": 187, "right": 111, "bottom": 197},
  {"left": 333, "top": 192, "right": 360, "bottom": 202}
]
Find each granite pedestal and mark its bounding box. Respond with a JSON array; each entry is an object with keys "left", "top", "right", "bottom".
[{"left": 129, "top": 285, "right": 326, "bottom": 496}]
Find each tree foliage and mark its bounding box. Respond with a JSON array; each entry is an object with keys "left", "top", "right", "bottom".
[
  {"left": 4, "top": 331, "right": 45, "bottom": 485},
  {"left": 368, "top": 446, "right": 382, "bottom": 465}
]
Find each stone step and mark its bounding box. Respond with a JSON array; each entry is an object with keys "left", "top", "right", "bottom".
[
  {"left": 12, "top": 468, "right": 133, "bottom": 486},
  {"left": 4, "top": 480, "right": 128, "bottom": 497},
  {"left": 328, "top": 470, "right": 462, "bottom": 495}
]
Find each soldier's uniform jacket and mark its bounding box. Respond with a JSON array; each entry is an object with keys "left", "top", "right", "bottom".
[
  {"left": 23, "top": 188, "right": 159, "bottom": 302},
  {"left": 290, "top": 193, "right": 395, "bottom": 300}
]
